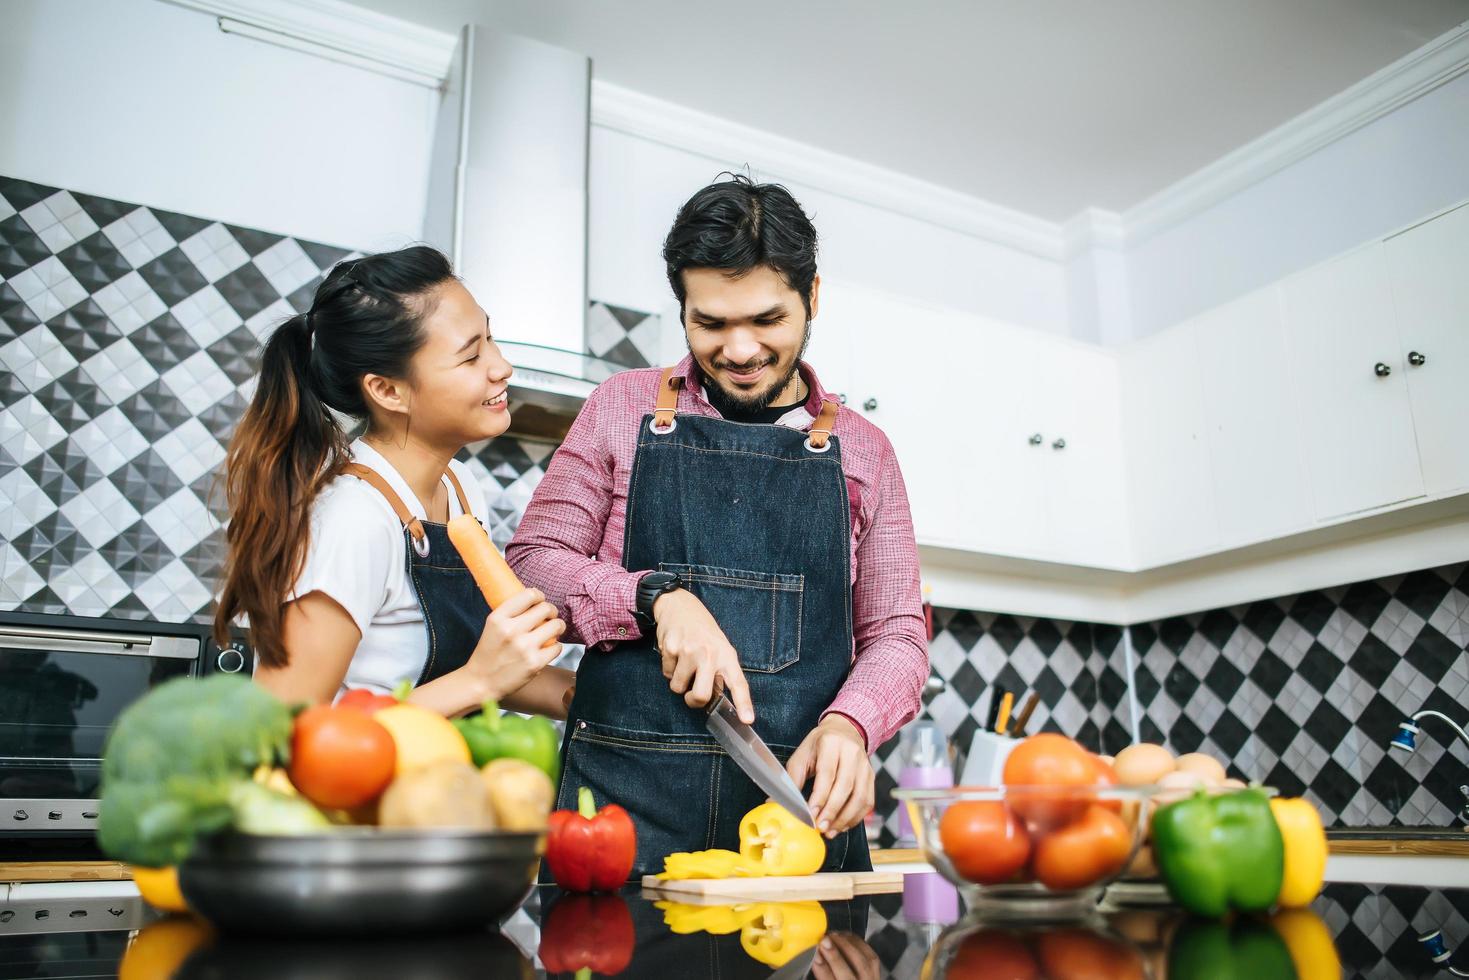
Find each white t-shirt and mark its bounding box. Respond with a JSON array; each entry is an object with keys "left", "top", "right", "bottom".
[{"left": 290, "top": 439, "right": 489, "bottom": 696}]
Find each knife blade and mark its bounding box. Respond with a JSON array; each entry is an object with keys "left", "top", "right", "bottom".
[{"left": 706, "top": 694, "right": 817, "bottom": 828}]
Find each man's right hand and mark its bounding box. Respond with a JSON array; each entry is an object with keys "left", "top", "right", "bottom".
[{"left": 653, "top": 589, "right": 755, "bottom": 724}]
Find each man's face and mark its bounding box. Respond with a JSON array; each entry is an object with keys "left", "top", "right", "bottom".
[{"left": 682, "top": 265, "right": 819, "bottom": 412}]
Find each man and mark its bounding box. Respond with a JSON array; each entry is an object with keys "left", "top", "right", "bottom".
[{"left": 506, "top": 174, "right": 927, "bottom": 874}]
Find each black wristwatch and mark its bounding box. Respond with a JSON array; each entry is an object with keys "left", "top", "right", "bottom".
[{"left": 634, "top": 571, "right": 682, "bottom": 631}]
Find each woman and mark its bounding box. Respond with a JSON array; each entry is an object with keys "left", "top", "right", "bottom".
[{"left": 214, "top": 245, "right": 569, "bottom": 717}]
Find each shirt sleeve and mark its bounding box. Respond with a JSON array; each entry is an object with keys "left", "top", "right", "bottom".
[
  {"left": 823, "top": 440, "right": 929, "bottom": 751},
  {"left": 505, "top": 382, "right": 646, "bottom": 647},
  {"left": 290, "top": 485, "right": 397, "bottom": 638}
]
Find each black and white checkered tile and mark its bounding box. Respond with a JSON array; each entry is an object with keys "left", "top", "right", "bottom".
[
  {"left": 869, "top": 610, "right": 1130, "bottom": 847},
  {"left": 0, "top": 176, "right": 359, "bottom": 622},
  {"left": 1119, "top": 561, "right": 1469, "bottom": 829},
  {"left": 586, "top": 300, "right": 660, "bottom": 371}
]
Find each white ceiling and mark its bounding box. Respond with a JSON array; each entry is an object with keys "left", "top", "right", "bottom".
[{"left": 350, "top": 0, "right": 1469, "bottom": 222}]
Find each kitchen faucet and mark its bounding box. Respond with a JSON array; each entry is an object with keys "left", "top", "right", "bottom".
[{"left": 1389, "top": 710, "right": 1469, "bottom": 826}]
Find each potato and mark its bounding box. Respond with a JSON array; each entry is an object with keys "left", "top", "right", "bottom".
[
  {"left": 481, "top": 758, "right": 554, "bottom": 831},
  {"left": 379, "top": 760, "right": 496, "bottom": 830}
]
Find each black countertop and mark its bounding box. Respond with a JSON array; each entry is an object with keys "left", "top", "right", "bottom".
[{"left": 6, "top": 880, "right": 1469, "bottom": 979}]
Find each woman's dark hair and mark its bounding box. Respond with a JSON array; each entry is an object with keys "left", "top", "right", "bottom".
[
  {"left": 214, "top": 245, "right": 455, "bottom": 667},
  {"left": 662, "top": 173, "right": 819, "bottom": 317}
]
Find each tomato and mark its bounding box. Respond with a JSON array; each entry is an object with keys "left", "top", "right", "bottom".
[
  {"left": 1035, "top": 928, "right": 1146, "bottom": 980},
  {"left": 946, "top": 928, "right": 1040, "bottom": 980},
  {"left": 1089, "top": 753, "right": 1124, "bottom": 814},
  {"left": 938, "top": 801, "right": 1031, "bottom": 884},
  {"left": 337, "top": 688, "right": 399, "bottom": 713},
  {"left": 288, "top": 704, "right": 397, "bottom": 809},
  {"left": 1031, "top": 804, "right": 1133, "bottom": 891},
  {"left": 1002, "top": 734, "right": 1097, "bottom": 827}
]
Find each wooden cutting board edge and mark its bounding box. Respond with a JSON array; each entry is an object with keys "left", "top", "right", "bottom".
[{"left": 641, "top": 869, "right": 903, "bottom": 902}]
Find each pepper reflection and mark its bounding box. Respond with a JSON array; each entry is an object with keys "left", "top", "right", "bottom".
[{"left": 928, "top": 906, "right": 1340, "bottom": 980}]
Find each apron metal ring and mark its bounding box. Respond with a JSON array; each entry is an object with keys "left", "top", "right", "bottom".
[
  {"left": 649, "top": 417, "right": 678, "bottom": 436},
  {"left": 411, "top": 532, "right": 431, "bottom": 558},
  {"left": 803, "top": 435, "right": 832, "bottom": 453}
]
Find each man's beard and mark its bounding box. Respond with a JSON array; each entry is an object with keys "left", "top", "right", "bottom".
[{"left": 694, "top": 323, "right": 811, "bottom": 417}]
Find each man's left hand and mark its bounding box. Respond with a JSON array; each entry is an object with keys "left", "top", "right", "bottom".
[{"left": 785, "top": 715, "right": 874, "bottom": 839}]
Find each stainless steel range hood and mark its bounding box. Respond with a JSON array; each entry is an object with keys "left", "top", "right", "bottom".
[{"left": 424, "top": 25, "right": 615, "bottom": 441}]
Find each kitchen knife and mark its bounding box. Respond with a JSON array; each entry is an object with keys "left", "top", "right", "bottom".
[{"left": 706, "top": 694, "right": 817, "bottom": 828}]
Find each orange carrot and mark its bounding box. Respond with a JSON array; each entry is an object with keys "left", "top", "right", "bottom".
[{"left": 447, "top": 514, "right": 524, "bottom": 607}]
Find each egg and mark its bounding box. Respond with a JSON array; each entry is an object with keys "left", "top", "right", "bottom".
[
  {"left": 1154, "top": 769, "right": 1204, "bottom": 805},
  {"left": 1174, "top": 752, "right": 1228, "bottom": 786},
  {"left": 1112, "top": 743, "right": 1175, "bottom": 787}
]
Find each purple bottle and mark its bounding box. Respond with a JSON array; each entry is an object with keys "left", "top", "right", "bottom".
[{"left": 894, "top": 721, "right": 959, "bottom": 923}]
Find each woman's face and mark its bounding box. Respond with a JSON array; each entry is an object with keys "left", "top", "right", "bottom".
[{"left": 400, "top": 279, "right": 514, "bottom": 447}]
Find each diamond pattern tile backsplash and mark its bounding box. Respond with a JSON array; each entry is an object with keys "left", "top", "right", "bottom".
[{"left": 4, "top": 175, "right": 1466, "bottom": 835}]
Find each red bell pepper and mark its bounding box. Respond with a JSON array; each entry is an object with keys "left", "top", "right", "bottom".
[
  {"left": 539, "top": 893, "right": 635, "bottom": 977},
  {"left": 337, "top": 688, "right": 399, "bottom": 713},
  {"left": 545, "top": 787, "right": 636, "bottom": 892}
]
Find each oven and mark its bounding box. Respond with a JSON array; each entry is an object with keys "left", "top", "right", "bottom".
[{"left": 0, "top": 611, "right": 253, "bottom": 846}]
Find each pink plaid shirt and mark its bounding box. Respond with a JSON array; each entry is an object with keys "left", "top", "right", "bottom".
[{"left": 505, "top": 355, "right": 927, "bottom": 750}]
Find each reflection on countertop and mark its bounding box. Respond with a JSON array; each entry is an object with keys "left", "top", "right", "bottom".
[{"left": 5, "top": 880, "right": 1469, "bottom": 978}]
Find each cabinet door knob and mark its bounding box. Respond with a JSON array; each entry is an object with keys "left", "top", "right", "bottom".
[
  {"left": 1374, "top": 362, "right": 1391, "bottom": 377},
  {"left": 862, "top": 397, "right": 878, "bottom": 412},
  {"left": 1408, "top": 351, "right": 1426, "bottom": 367},
  {"left": 1052, "top": 438, "right": 1067, "bottom": 450},
  {"left": 1029, "top": 433, "right": 1043, "bottom": 446}
]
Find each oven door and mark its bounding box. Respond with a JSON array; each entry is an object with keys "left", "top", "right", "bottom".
[{"left": 0, "top": 622, "right": 200, "bottom": 834}]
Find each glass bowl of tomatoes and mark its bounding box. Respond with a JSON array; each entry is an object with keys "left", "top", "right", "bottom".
[
  {"left": 895, "top": 783, "right": 1153, "bottom": 917},
  {"left": 923, "top": 916, "right": 1148, "bottom": 980}
]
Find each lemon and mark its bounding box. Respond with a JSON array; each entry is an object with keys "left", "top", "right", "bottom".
[{"left": 373, "top": 703, "right": 471, "bottom": 774}]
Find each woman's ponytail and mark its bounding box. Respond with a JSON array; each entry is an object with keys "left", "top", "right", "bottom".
[{"left": 215, "top": 312, "right": 347, "bottom": 667}]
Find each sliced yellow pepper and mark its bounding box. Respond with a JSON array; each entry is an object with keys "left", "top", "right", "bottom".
[
  {"left": 654, "top": 900, "right": 760, "bottom": 935},
  {"left": 740, "top": 902, "right": 828, "bottom": 968},
  {"left": 1269, "top": 797, "right": 1327, "bottom": 908},
  {"left": 739, "top": 802, "right": 826, "bottom": 876},
  {"left": 657, "top": 848, "right": 765, "bottom": 880}
]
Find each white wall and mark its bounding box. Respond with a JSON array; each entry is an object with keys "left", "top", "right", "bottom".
[
  {"left": 1124, "top": 68, "right": 1469, "bottom": 339},
  {"left": 588, "top": 125, "right": 1070, "bottom": 332},
  {"left": 0, "top": 0, "right": 436, "bottom": 251}
]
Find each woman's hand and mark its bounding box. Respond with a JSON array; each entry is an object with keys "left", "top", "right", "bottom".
[{"left": 466, "top": 587, "right": 565, "bottom": 702}]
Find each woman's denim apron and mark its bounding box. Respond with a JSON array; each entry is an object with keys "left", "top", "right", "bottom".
[
  {"left": 343, "top": 463, "right": 488, "bottom": 685},
  {"left": 557, "top": 369, "right": 872, "bottom": 876}
]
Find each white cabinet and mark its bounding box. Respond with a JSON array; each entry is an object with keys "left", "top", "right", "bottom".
[
  {"left": 1385, "top": 202, "right": 1469, "bottom": 497},
  {"left": 1027, "top": 343, "right": 1129, "bottom": 567},
  {"left": 818, "top": 280, "right": 1128, "bottom": 566},
  {"left": 1192, "top": 287, "right": 1313, "bottom": 547},
  {"left": 1122, "top": 325, "right": 1219, "bottom": 566},
  {"left": 1279, "top": 243, "right": 1424, "bottom": 520}
]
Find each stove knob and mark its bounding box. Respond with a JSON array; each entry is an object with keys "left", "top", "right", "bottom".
[
  {"left": 48, "top": 811, "right": 62, "bottom": 820},
  {"left": 12, "top": 809, "right": 27, "bottom": 821},
  {"left": 0, "top": 911, "right": 13, "bottom": 923},
  {"left": 216, "top": 643, "right": 247, "bottom": 674}
]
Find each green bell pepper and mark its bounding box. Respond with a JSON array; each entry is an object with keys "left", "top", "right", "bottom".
[
  {"left": 1168, "top": 917, "right": 1298, "bottom": 980},
  {"left": 1152, "top": 788, "right": 1284, "bottom": 917},
  {"left": 452, "top": 700, "right": 560, "bottom": 782}
]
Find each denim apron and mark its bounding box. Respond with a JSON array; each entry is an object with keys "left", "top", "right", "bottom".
[
  {"left": 558, "top": 368, "right": 871, "bottom": 876},
  {"left": 343, "top": 463, "right": 488, "bottom": 684}
]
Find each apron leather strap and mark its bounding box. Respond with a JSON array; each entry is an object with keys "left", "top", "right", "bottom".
[
  {"left": 653, "top": 366, "right": 682, "bottom": 429},
  {"left": 441, "top": 466, "right": 474, "bottom": 516},
  {"left": 806, "top": 398, "right": 840, "bottom": 450},
  {"left": 344, "top": 462, "right": 473, "bottom": 545}
]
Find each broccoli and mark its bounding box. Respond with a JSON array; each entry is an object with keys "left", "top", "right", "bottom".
[{"left": 97, "top": 674, "right": 325, "bottom": 867}]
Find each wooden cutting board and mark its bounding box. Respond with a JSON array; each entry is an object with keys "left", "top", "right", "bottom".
[{"left": 642, "top": 870, "right": 904, "bottom": 902}]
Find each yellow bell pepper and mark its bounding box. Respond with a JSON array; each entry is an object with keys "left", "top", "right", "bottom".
[
  {"left": 1270, "top": 908, "right": 1342, "bottom": 980},
  {"left": 740, "top": 902, "right": 828, "bottom": 968},
  {"left": 739, "top": 802, "right": 826, "bottom": 876},
  {"left": 1269, "top": 798, "right": 1327, "bottom": 908}
]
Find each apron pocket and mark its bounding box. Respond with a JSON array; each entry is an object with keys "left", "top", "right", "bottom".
[
  {"left": 558, "top": 720, "right": 723, "bottom": 876},
  {"left": 658, "top": 562, "right": 804, "bottom": 673}
]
